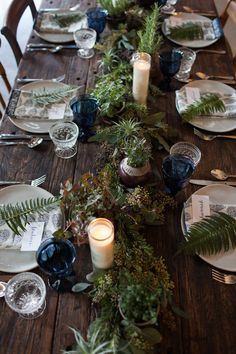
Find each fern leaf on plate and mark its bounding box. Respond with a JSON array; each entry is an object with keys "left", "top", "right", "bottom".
[
  {"left": 32, "top": 85, "right": 78, "bottom": 105},
  {"left": 169, "top": 23, "right": 204, "bottom": 41}
]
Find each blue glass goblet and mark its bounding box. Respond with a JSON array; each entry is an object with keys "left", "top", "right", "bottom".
[
  {"left": 159, "top": 50, "right": 182, "bottom": 91},
  {"left": 162, "top": 154, "right": 195, "bottom": 196},
  {"left": 36, "top": 238, "right": 77, "bottom": 292},
  {"left": 86, "top": 7, "right": 108, "bottom": 42},
  {"left": 70, "top": 95, "right": 99, "bottom": 143}
]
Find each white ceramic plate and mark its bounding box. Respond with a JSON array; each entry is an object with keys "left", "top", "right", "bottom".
[
  {"left": 176, "top": 80, "right": 236, "bottom": 133},
  {"left": 162, "top": 13, "right": 219, "bottom": 48},
  {"left": 0, "top": 185, "right": 61, "bottom": 273},
  {"left": 9, "top": 80, "right": 70, "bottom": 133},
  {"left": 181, "top": 184, "right": 236, "bottom": 271}
]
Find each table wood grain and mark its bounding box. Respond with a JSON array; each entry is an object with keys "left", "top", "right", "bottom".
[{"left": 0, "top": 1, "right": 236, "bottom": 353}]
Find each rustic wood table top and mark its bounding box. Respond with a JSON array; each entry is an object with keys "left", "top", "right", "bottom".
[{"left": 0, "top": 0, "right": 236, "bottom": 353}]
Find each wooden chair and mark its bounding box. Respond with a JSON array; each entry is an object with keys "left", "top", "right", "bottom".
[
  {"left": 1, "top": 0, "right": 37, "bottom": 65},
  {"left": 223, "top": 1, "right": 236, "bottom": 71},
  {"left": 214, "top": 0, "right": 232, "bottom": 25},
  {"left": 0, "top": 61, "right": 12, "bottom": 118}
]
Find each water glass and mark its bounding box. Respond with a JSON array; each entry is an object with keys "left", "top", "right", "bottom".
[
  {"left": 4, "top": 272, "right": 46, "bottom": 319},
  {"left": 162, "top": 154, "right": 195, "bottom": 196},
  {"left": 170, "top": 141, "right": 201, "bottom": 167},
  {"left": 73, "top": 28, "right": 97, "bottom": 59},
  {"left": 86, "top": 7, "right": 108, "bottom": 42},
  {"left": 36, "top": 238, "right": 77, "bottom": 292},
  {"left": 159, "top": 50, "right": 182, "bottom": 91},
  {"left": 174, "top": 47, "right": 196, "bottom": 82},
  {"left": 70, "top": 95, "right": 99, "bottom": 143},
  {"left": 49, "top": 121, "right": 79, "bottom": 159}
]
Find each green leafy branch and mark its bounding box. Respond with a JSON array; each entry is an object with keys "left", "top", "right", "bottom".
[
  {"left": 169, "top": 23, "right": 204, "bottom": 41},
  {"left": 0, "top": 197, "right": 61, "bottom": 235},
  {"left": 53, "top": 12, "right": 85, "bottom": 28},
  {"left": 182, "top": 93, "right": 226, "bottom": 122},
  {"left": 177, "top": 212, "right": 236, "bottom": 256},
  {"left": 32, "top": 85, "right": 79, "bottom": 105}
]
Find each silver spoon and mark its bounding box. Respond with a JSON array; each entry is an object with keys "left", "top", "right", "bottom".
[
  {"left": 0, "top": 137, "right": 43, "bottom": 148},
  {"left": 195, "top": 72, "right": 235, "bottom": 80},
  {"left": 26, "top": 45, "right": 63, "bottom": 53},
  {"left": 211, "top": 169, "right": 236, "bottom": 180}
]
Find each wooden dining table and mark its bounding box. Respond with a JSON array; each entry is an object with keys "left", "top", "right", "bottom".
[{"left": 0, "top": 0, "right": 236, "bottom": 353}]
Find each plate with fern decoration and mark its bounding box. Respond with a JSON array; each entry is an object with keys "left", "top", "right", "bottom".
[
  {"left": 0, "top": 185, "right": 62, "bottom": 273},
  {"left": 176, "top": 80, "right": 236, "bottom": 132},
  {"left": 162, "top": 13, "right": 220, "bottom": 48},
  {"left": 181, "top": 184, "right": 236, "bottom": 271}
]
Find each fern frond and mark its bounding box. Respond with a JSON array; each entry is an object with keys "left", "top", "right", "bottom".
[
  {"left": 32, "top": 86, "right": 78, "bottom": 105},
  {"left": 169, "top": 23, "right": 204, "bottom": 40},
  {"left": 0, "top": 197, "right": 61, "bottom": 235},
  {"left": 182, "top": 94, "right": 226, "bottom": 122},
  {"left": 53, "top": 12, "right": 85, "bottom": 28},
  {"left": 177, "top": 212, "right": 236, "bottom": 256}
]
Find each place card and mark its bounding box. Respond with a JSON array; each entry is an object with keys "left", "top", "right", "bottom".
[
  {"left": 185, "top": 87, "right": 201, "bottom": 105},
  {"left": 191, "top": 195, "right": 210, "bottom": 222},
  {"left": 48, "top": 103, "right": 66, "bottom": 120},
  {"left": 21, "top": 222, "right": 45, "bottom": 251}
]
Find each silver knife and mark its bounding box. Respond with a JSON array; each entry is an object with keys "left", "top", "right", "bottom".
[
  {"left": 190, "top": 179, "right": 236, "bottom": 186},
  {"left": 26, "top": 43, "right": 77, "bottom": 49},
  {"left": 0, "top": 134, "right": 51, "bottom": 141}
]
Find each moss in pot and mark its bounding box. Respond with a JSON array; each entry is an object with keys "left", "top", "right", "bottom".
[
  {"left": 118, "top": 137, "right": 152, "bottom": 187},
  {"left": 99, "top": 0, "right": 133, "bottom": 28}
]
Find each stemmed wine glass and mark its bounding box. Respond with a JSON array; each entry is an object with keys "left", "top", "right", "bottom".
[
  {"left": 73, "top": 28, "right": 97, "bottom": 59},
  {"left": 159, "top": 50, "right": 182, "bottom": 91},
  {"left": 36, "top": 238, "right": 77, "bottom": 292},
  {"left": 162, "top": 154, "right": 195, "bottom": 196}
]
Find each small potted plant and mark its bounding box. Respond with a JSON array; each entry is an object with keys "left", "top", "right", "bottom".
[
  {"left": 118, "top": 136, "right": 152, "bottom": 187},
  {"left": 98, "top": 0, "right": 133, "bottom": 28}
]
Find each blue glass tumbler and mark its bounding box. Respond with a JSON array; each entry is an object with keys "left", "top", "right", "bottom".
[
  {"left": 86, "top": 7, "right": 108, "bottom": 42},
  {"left": 162, "top": 154, "right": 195, "bottom": 196},
  {"left": 159, "top": 50, "right": 182, "bottom": 91},
  {"left": 70, "top": 95, "right": 99, "bottom": 143},
  {"left": 36, "top": 238, "right": 77, "bottom": 292}
]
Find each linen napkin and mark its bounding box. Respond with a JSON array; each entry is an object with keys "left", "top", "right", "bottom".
[
  {"left": 184, "top": 198, "right": 236, "bottom": 232},
  {"left": 176, "top": 87, "right": 236, "bottom": 118},
  {"left": 164, "top": 17, "right": 221, "bottom": 40},
  {"left": 0, "top": 207, "right": 62, "bottom": 250},
  {"left": 6, "top": 89, "right": 74, "bottom": 121},
  {"left": 35, "top": 11, "right": 87, "bottom": 34}
]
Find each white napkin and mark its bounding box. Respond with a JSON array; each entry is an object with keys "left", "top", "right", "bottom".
[
  {"left": 164, "top": 17, "right": 216, "bottom": 40},
  {"left": 176, "top": 87, "right": 236, "bottom": 118},
  {"left": 184, "top": 199, "right": 236, "bottom": 232},
  {"left": 38, "top": 11, "right": 87, "bottom": 34},
  {"left": 0, "top": 207, "right": 62, "bottom": 250}
]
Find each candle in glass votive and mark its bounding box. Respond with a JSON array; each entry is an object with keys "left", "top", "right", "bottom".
[
  {"left": 88, "top": 218, "right": 114, "bottom": 270},
  {"left": 132, "top": 52, "right": 151, "bottom": 105}
]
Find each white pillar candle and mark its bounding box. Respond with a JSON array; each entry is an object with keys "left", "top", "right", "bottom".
[
  {"left": 132, "top": 52, "right": 151, "bottom": 105},
  {"left": 88, "top": 218, "right": 114, "bottom": 270}
]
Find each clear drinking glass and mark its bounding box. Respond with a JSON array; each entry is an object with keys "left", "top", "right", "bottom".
[
  {"left": 161, "top": 0, "right": 178, "bottom": 14},
  {"left": 174, "top": 47, "right": 196, "bottom": 82},
  {"left": 49, "top": 121, "right": 79, "bottom": 159},
  {"left": 170, "top": 141, "right": 201, "bottom": 167},
  {"left": 73, "top": 28, "right": 97, "bottom": 59},
  {"left": 4, "top": 272, "right": 46, "bottom": 319}
]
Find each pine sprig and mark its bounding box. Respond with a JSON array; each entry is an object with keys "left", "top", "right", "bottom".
[
  {"left": 182, "top": 93, "right": 226, "bottom": 122},
  {"left": 53, "top": 12, "right": 85, "bottom": 28},
  {"left": 0, "top": 197, "right": 61, "bottom": 235},
  {"left": 169, "top": 23, "right": 204, "bottom": 41},
  {"left": 32, "top": 86, "right": 78, "bottom": 105},
  {"left": 177, "top": 212, "right": 236, "bottom": 256}
]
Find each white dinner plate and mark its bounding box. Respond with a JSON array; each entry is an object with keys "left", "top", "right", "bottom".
[
  {"left": 8, "top": 80, "right": 71, "bottom": 133},
  {"left": 181, "top": 184, "right": 236, "bottom": 271},
  {"left": 162, "top": 13, "right": 219, "bottom": 48},
  {"left": 176, "top": 80, "right": 236, "bottom": 133},
  {"left": 0, "top": 185, "right": 61, "bottom": 273}
]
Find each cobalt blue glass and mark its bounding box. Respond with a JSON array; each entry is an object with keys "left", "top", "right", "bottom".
[
  {"left": 159, "top": 50, "right": 182, "bottom": 91},
  {"left": 162, "top": 154, "right": 195, "bottom": 196},
  {"left": 70, "top": 95, "right": 99, "bottom": 143},
  {"left": 36, "top": 238, "right": 77, "bottom": 292},
  {"left": 86, "top": 7, "right": 108, "bottom": 42}
]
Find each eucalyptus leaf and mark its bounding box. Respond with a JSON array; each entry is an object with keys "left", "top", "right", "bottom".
[
  {"left": 72, "top": 282, "right": 92, "bottom": 293},
  {"left": 141, "top": 327, "right": 162, "bottom": 344}
]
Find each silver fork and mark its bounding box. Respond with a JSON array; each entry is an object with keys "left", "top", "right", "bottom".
[
  {"left": 211, "top": 269, "right": 236, "bottom": 284},
  {"left": 0, "top": 174, "right": 46, "bottom": 186},
  {"left": 193, "top": 128, "right": 236, "bottom": 141},
  {"left": 16, "top": 74, "right": 65, "bottom": 84}
]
